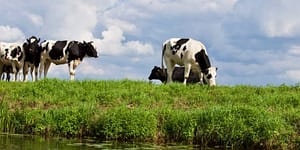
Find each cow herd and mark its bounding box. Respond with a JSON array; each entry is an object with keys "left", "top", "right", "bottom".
[
  {"left": 0, "top": 36, "right": 98, "bottom": 81},
  {"left": 0, "top": 36, "right": 217, "bottom": 86}
]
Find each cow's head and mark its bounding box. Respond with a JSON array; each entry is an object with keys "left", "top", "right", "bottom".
[
  {"left": 23, "top": 36, "right": 41, "bottom": 55},
  {"left": 203, "top": 67, "right": 217, "bottom": 86},
  {"left": 148, "top": 66, "right": 167, "bottom": 82},
  {"left": 81, "top": 41, "right": 98, "bottom": 58}
]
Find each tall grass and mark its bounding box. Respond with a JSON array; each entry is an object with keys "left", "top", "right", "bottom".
[{"left": 0, "top": 79, "right": 300, "bottom": 149}]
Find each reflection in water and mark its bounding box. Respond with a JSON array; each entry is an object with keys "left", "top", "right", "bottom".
[{"left": 0, "top": 133, "right": 202, "bottom": 150}]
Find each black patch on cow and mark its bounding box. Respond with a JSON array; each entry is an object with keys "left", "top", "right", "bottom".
[
  {"left": 10, "top": 46, "right": 23, "bottom": 61},
  {"left": 174, "top": 38, "right": 189, "bottom": 50},
  {"left": 67, "top": 41, "right": 82, "bottom": 62},
  {"left": 181, "top": 53, "right": 183, "bottom": 59},
  {"left": 170, "top": 39, "right": 189, "bottom": 55},
  {"left": 49, "top": 41, "right": 68, "bottom": 60},
  {"left": 206, "top": 74, "right": 212, "bottom": 79},
  {"left": 183, "top": 46, "right": 187, "bottom": 51},
  {"left": 195, "top": 49, "right": 211, "bottom": 71}
]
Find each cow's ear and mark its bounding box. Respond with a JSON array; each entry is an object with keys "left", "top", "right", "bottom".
[
  {"left": 37, "top": 38, "right": 40, "bottom": 43},
  {"left": 23, "top": 42, "right": 28, "bottom": 48},
  {"left": 26, "top": 38, "right": 30, "bottom": 43},
  {"left": 89, "top": 41, "right": 94, "bottom": 44}
]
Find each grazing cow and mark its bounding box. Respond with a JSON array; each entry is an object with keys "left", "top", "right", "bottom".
[
  {"left": 40, "top": 40, "right": 98, "bottom": 80},
  {"left": 148, "top": 66, "right": 201, "bottom": 83},
  {"left": 0, "top": 42, "right": 24, "bottom": 81},
  {"left": 23, "top": 36, "right": 42, "bottom": 81},
  {"left": 162, "top": 38, "right": 217, "bottom": 86}
]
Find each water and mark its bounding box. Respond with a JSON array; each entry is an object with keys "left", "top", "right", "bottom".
[{"left": 0, "top": 133, "right": 203, "bottom": 150}]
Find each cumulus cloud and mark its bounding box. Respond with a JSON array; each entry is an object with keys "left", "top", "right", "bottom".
[
  {"left": 41, "top": 0, "right": 97, "bottom": 40},
  {"left": 0, "top": 26, "right": 25, "bottom": 42},
  {"left": 96, "top": 26, "right": 154, "bottom": 56},
  {"left": 25, "top": 13, "right": 44, "bottom": 27},
  {"left": 281, "top": 70, "right": 300, "bottom": 82}
]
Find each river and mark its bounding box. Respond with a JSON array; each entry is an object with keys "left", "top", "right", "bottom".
[{"left": 0, "top": 133, "right": 206, "bottom": 150}]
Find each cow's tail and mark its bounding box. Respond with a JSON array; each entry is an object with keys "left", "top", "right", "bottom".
[{"left": 161, "top": 43, "right": 166, "bottom": 75}]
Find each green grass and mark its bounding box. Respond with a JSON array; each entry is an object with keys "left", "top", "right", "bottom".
[{"left": 1, "top": 79, "right": 300, "bottom": 149}]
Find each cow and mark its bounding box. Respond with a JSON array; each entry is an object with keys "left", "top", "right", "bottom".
[
  {"left": 162, "top": 38, "right": 217, "bottom": 86},
  {"left": 23, "top": 36, "right": 42, "bottom": 81},
  {"left": 40, "top": 40, "right": 98, "bottom": 80},
  {"left": 0, "top": 42, "right": 25, "bottom": 81},
  {"left": 148, "top": 66, "right": 201, "bottom": 83}
]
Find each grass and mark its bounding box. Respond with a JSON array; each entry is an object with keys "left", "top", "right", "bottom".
[{"left": 1, "top": 79, "right": 300, "bottom": 149}]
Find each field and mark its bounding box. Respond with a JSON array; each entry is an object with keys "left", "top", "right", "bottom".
[{"left": 1, "top": 79, "right": 300, "bottom": 149}]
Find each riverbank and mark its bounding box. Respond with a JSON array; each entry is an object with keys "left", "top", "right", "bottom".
[{"left": 1, "top": 79, "right": 300, "bottom": 149}]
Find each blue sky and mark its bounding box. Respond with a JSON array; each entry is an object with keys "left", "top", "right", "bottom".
[{"left": 1, "top": 0, "right": 300, "bottom": 85}]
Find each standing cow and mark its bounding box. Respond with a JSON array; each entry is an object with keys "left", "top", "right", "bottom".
[
  {"left": 148, "top": 66, "right": 201, "bottom": 83},
  {"left": 40, "top": 40, "right": 98, "bottom": 80},
  {"left": 0, "top": 42, "right": 24, "bottom": 81},
  {"left": 23, "top": 36, "right": 42, "bottom": 81},
  {"left": 162, "top": 38, "right": 217, "bottom": 86}
]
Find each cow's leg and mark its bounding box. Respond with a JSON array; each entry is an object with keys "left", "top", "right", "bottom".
[
  {"left": 39, "top": 60, "right": 44, "bottom": 79},
  {"left": 0, "top": 63, "right": 4, "bottom": 81},
  {"left": 16, "top": 64, "right": 22, "bottom": 81},
  {"left": 34, "top": 66, "right": 39, "bottom": 81},
  {"left": 6, "top": 72, "right": 10, "bottom": 81},
  {"left": 11, "top": 64, "right": 17, "bottom": 82},
  {"left": 69, "top": 61, "right": 75, "bottom": 80},
  {"left": 43, "top": 60, "right": 51, "bottom": 79},
  {"left": 23, "top": 62, "right": 29, "bottom": 82},
  {"left": 69, "top": 59, "right": 81, "bottom": 80},
  {"left": 183, "top": 64, "right": 192, "bottom": 85},
  {"left": 29, "top": 65, "right": 36, "bottom": 81},
  {"left": 199, "top": 72, "right": 204, "bottom": 84},
  {"left": 165, "top": 59, "right": 175, "bottom": 83}
]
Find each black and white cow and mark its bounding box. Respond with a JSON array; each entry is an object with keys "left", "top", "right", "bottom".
[
  {"left": 148, "top": 66, "right": 201, "bottom": 83},
  {"left": 0, "top": 42, "right": 25, "bottom": 81},
  {"left": 40, "top": 40, "right": 98, "bottom": 80},
  {"left": 23, "top": 36, "right": 42, "bottom": 81},
  {"left": 162, "top": 38, "right": 217, "bottom": 86}
]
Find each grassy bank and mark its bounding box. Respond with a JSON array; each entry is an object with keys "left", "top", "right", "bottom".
[{"left": 1, "top": 79, "right": 300, "bottom": 149}]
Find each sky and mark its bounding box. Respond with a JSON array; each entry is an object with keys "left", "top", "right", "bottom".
[{"left": 1, "top": 0, "right": 300, "bottom": 85}]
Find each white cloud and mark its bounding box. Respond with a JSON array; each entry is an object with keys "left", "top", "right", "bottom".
[
  {"left": 280, "top": 70, "right": 300, "bottom": 82},
  {"left": 41, "top": 0, "right": 97, "bottom": 40},
  {"left": 288, "top": 46, "right": 300, "bottom": 56},
  {"left": 0, "top": 25, "right": 25, "bottom": 42},
  {"left": 25, "top": 13, "right": 44, "bottom": 27},
  {"left": 96, "top": 26, "right": 154, "bottom": 57}
]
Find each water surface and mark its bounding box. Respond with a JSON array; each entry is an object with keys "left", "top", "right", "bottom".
[{"left": 0, "top": 134, "right": 203, "bottom": 149}]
